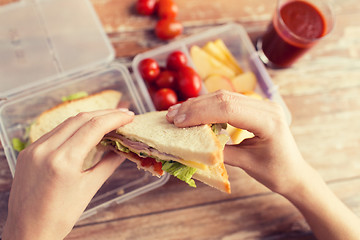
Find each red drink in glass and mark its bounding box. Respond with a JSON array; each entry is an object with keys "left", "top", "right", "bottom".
[{"left": 257, "top": 0, "right": 334, "bottom": 68}]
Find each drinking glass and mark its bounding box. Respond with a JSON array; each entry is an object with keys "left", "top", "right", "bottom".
[{"left": 256, "top": 0, "right": 335, "bottom": 68}]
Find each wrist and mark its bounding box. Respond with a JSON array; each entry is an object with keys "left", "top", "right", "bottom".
[
  {"left": 2, "top": 217, "right": 60, "bottom": 240},
  {"left": 3, "top": 217, "right": 33, "bottom": 240},
  {"left": 280, "top": 163, "right": 324, "bottom": 204}
]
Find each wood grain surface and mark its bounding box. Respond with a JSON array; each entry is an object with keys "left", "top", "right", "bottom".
[{"left": 1, "top": 0, "right": 359, "bottom": 239}]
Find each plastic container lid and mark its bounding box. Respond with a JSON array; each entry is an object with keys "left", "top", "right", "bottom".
[
  {"left": 0, "top": 0, "right": 114, "bottom": 99},
  {"left": 0, "top": 0, "right": 169, "bottom": 221}
]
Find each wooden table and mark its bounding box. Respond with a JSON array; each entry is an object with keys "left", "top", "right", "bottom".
[{"left": 1, "top": 0, "right": 360, "bottom": 239}]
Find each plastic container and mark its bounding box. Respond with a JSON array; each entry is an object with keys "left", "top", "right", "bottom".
[
  {"left": 132, "top": 23, "right": 291, "bottom": 124},
  {"left": 0, "top": 1, "right": 291, "bottom": 220},
  {"left": 0, "top": 0, "right": 168, "bottom": 220}
]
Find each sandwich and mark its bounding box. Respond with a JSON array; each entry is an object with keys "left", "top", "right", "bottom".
[
  {"left": 26, "top": 89, "right": 231, "bottom": 193},
  {"left": 101, "top": 111, "right": 231, "bottom": 193},
  {"left": 28, "top": 89, "right": 123, "bottom": 169}
]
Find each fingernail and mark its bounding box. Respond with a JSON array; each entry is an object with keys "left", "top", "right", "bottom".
[
  {"left": 167, "top": 104, "right": 181, "bottom": 118},
  {"left": 169, "top": 103, "right": 181, "bottom": 111},
  {"left": 118, "top": 108, "right": 135, "bottom": 116},
  {"left": 174, "top": 114, "right": 186, "bottom": 124}
]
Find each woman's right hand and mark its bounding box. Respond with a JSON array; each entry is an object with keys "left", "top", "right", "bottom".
[
  {"left": 166, "top": 90, "right": 312, "bottom": 195},
  {"left": 167, "top": 90, "right": 360, "bottom": 240}
]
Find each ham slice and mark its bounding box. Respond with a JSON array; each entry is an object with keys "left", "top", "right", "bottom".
[{"left": 104, "top": 131, "right": 181, "bottom": 162}]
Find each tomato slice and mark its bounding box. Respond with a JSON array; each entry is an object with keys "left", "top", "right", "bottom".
[{"left": 140, "top": 157, "right": 164, "bottom": 175}]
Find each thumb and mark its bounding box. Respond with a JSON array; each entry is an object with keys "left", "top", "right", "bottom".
[
  {"left": 223, "top": 145, "right": 254, "bottom": 170},
  {"left": 167, "top": 90, "right": 282, "bottom": 139},
  {"left": 84, "top": 152, "right": 126, "bottom": 189}
]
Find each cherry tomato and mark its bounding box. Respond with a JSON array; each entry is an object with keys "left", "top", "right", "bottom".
[
  {"left": 155, "top": 70, "right": 177, "bottom": 89},
  {"left": 146, "top": 83, "right": 159, "bottom": 98},
  {"left": 166, "top": 51, "right": 188, "bottom": 70},
  {"left": 138, "top": 58, "right": 160, "bottom": 83},
  {"left": 157, "top": 0, "right": 178, "bottom": 19},
  {"left": 136, "top": 0, "right": 157, "bottom": 16},
  {"left": 153, "top": 88, "right": 178, "bottom": 110},
  {"left": 154, "top": 0, "right": 160, "bottom": 15},
  {"left": 155, "top": 18, "right": 183, "bottom": 40},
  {"left": 177, "top": 66, "right": 202, "bottom": 99}
]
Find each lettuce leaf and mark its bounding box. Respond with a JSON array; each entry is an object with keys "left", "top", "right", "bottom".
[
  {"left": 61, "top": 91, "right": 88, "bottom": 102},
  {"left": 211, "top": 123, "right": 227, "bottom": 135},
  {"left": 101, "top": 139, "right": 197, "bottom": 187},
  {"left": 12, "top": 138, "right": 27, "bottom": 152},
  {"left": 101, "top": 139, "right": 130, "bottom": 153},
  {"left": 161, "top": 160, "right": 197, "bottom": 188}
]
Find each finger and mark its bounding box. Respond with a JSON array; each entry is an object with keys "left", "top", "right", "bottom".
[
  {"left": 167, "top": 91, "right": 264, "bottom": 126},
  {"left": 83, "top": 151, "right": 126, "bottom": 190},
  {"left": 59, "top": 110, "right": 134, "bottom": 168},
  {"left": 223, "top": 144, "right": 254, "bottom": 171},
  {"left": 167, "top": 90, "right": 286, "bottom": 139},
  {"left": 34, "top": 109, "right": 130, "bottom": 148}
]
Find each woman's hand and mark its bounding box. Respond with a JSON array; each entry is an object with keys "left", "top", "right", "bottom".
[
  {"left": 166, "top": 90, "right": 310, "bottom": 195},
  {"left": 167, "top": 90, "right": 360, "bottom": 240},
  {"left": 3, "top": 108, "right": 134, "bottom": 240}
]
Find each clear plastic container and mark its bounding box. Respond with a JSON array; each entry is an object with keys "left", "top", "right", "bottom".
[
  {"left": 0, "top": 0, "right": 168, "bottom": 220},
  {"left": 132, "top": 23, "right": 292, "bottom": 124},
  {"left": 0, "top": 1, "right": 291, "bottom": 221}
]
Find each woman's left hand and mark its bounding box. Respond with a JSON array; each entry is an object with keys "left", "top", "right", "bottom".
[{"left": 3, "top": 108, "right": 134, "bottom": 240}]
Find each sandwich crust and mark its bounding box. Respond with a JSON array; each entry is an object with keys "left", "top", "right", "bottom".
[
  {"left": 29, "top": 90, "right": 122, "bottom": 143},
  {"left": 193, "top": 162, "right": 231, "bottom": 193}
]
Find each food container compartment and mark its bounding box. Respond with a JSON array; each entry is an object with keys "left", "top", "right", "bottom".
[
  {"left": 0, "top": 0, "right": 168, "bottom": 221},
  {"left": 132, "top": 23, "right": 292, "bottom": 124}
]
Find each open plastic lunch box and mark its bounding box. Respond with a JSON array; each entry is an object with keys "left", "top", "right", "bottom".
[{"left": 0, "top": 0, "right": 290, "bottom": 220}]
